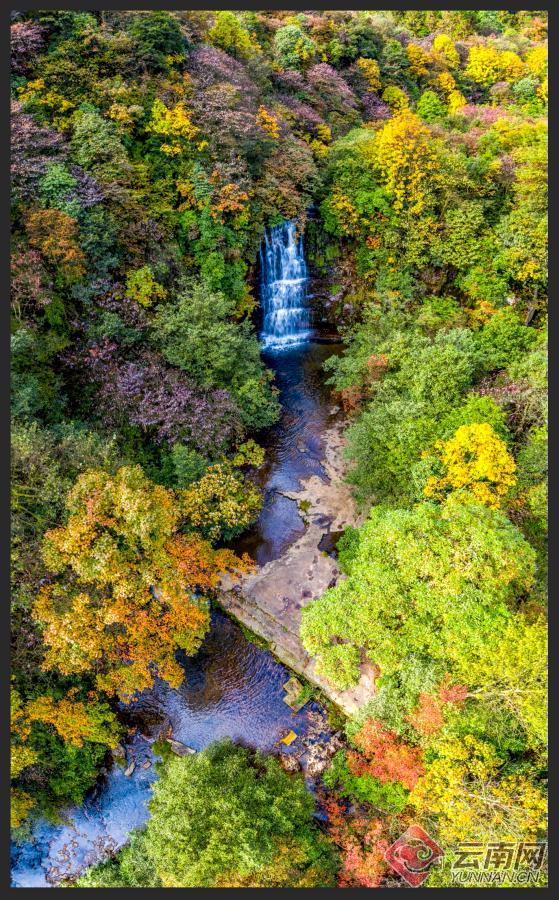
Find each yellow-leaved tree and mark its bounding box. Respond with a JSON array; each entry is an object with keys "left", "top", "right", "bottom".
[
  {"left": 410, "top": 734, "right": 547, "bottom": 844},
  {"left": 424, "top": 422, "right": 516, "bottom": 508},
  {"left": 372, "top": 109, "right": 439, "bottom": 215},
  {"left": 356, "top": 57, "right": 381, "bottom": 92},
  {"left": 432, "top": 33, "right": 460, "bottom": 69},
  {"left": 148, "top": 98, "right": 199, "bottom": 155}
]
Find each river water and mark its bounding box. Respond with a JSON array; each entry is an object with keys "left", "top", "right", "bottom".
[{"left": 11, "top": 223, "right": 341, "bottom": 888}]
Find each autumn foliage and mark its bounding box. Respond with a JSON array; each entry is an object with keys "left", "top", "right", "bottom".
[
  {"left": 34, "top": 466, "right": 251, "bottom": 699},
  {"left": 324, "top": 796, "right": 389, "bottom": 888},
  {"left": 10, "top": 7, "right": 547, "bottom": 863},
  {"left": 424, "top": 422, "right": 517, "bottom": 508},
  {"left": 349, "top": 719, "right": 424, "bottom": 791}
]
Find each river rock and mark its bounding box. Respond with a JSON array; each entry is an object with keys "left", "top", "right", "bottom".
[
  {"left": 305, "top": 745, "right": 330, "bottom": 777},
  {"left": 280, "top": 753, "right": 301, "bottom": 773},
  {"left": 166, "top": 738, "right": 196, "bottom": 756},
  {"left": 124, "top": 761, "right": 135, "bottom": 777},
  {"left": 111, "top": 743, "right": 126, "bottom": 759},
  {"left": 218, "top": 387, "right": 374, "bottom": 718}
]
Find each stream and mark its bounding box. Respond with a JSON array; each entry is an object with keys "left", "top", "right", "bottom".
[{"left": 11, "top": 222, "right": 342, "bottom": 888}]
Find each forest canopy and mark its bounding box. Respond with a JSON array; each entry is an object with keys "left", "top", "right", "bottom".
[{"left": 11, "top": 8, "right": 547, "bottom": 890}]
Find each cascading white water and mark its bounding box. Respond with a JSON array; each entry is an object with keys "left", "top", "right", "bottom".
[{"left": 259, "top": 220, "right": 312, "bottom": 350}]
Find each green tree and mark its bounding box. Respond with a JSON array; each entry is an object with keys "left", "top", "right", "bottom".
[
  {"left": 343, "top": 327, "right": 481, "bottom": 503},
  {"left": 153, "top": 280, "right": 280, "bottom": 429},
  {"left": 300, "top": 499, "right": 535, "bottom": 688},
  {"left": 144, "top": 741, "right": 338, "bottom": 887},
  {"left": 273, "top": 24, "right": 316, "bottom": 71},
  {"left": 475, "top": 309, "right": 539, "bottom": 371},
  {"left": 416, "top": 90, "right": 447, "bottom": 124},
  {"left": 129, "top": 11, "right": 186, "bottom": 72},
  {"left": 70, "top": 108, "right": 128, "bottom": 182},
  {"left": 38, "top": 163, "right": 80, "bottom": 217}
]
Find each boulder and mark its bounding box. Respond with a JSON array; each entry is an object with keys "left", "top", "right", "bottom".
[
  {"left": 280, "top": 753, "right": 301, "bottom": 773},
  {"left": 305, "top": 746, "right": 330, "bottom": 777},
  {"left": 166, "top": 738, "right": 196, "bottom": 757}
]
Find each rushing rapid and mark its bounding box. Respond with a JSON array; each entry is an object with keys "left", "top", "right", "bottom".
[{"left": 259, "top": 220, "right": 312, "bottom": 349}]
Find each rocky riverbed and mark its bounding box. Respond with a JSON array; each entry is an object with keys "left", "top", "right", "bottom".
[{"left": 220, "top": 412, "right": 375, "bottom": 716}]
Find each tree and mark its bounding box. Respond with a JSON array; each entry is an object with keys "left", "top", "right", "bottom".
[
  {"left": 147, "top": 99, "right": 199, "bottom": 156},
  {"left": 342, "top": 327, "right": 481, "bottom": 503},
  {"left": 348, "top": 718, "right": 424, "bottom": 790},
  {"left": 496, "top": 135, "right": 548, "bottom": 299},
  {"left": 410, "top": 735, "right": 546, "bottom": 844},
  {"left": 86, "top": 349, "right": 244, "bottom": 456},
  {"left": 455, "top": 615, "right": 547, "bottom": 750},
  {"left": 525, "top": 46, "right": 547, "bottom": 79},
  {"left": 300, "top": 499, "right": 535, "bottom": 688},
  {"left": 475, "top": 309, "right": 539, "bottom": 370},
  {"left": 11, "top": 20, "right": 47, "bottom": 75},
  {"left": 273, "top": 24, "right": 316, "bottom": 71},
  {"left": 356, "top": 57, "right": 381, "bottom": 93},
  {"left": 256, "top": 106, "right": 280, "bottom": 140},
  {"left": 372, "top": 110, "right": 439, "bottom": 215},
  {"left": 144, "top": 741, "right": 337, "bottom": 887},
  {"left": 34, "top": 466, "right": 249, "bottom": 698},
  {"left": 323, "top": 797, "right": 389, "bottom": 887},
  {"left": 10, "top": 100, "right": 65, "bottom": 203},
  {"left": 417, "top": 90, "right": 447, "bottom": 123},
  {"left": 129, "top": 11, "right": 186, "bottom": 72},
  {"left": 26, "top": 691, "right": 120, "bottom": 748},
  {"left": 180, "top": 462, "right": 262, "bottom": 542},
  {"left": 25, "top": 208, "right": 85, "bottom": 281},
  {"left": 70, "top": 108, "right": 129, "bottom": 181},
  {"left": 207, "top": 11, "right": 253, "bottom": 59},
  {"left": 465, "top": 45, "right": 525, "bottom": 88},
  {"left": 77, "top": 833, "right": 160, "bottom": 887},
  {"left": 153, "top": 280, "right": 280, "bottom": 430},
  {"left": 423, "top": 422, "right": 517, "bottom": 509},
  {"left": 38, "top": 162, "right": 81, "bottom": 217},
  {"left": 406, "top": 43, "right": 430, "bottom": 78},
  {"left": 432, "top": 34, "right": 459, "bottom": 69},
  {"left": 124, "top": 265, "right": 167, "bottom": 307},
  {"left": 324, "top": 749, "right": 410, "bottom": 814},
  {"left": 11, "top": 789, "right": 35, "bottom": 829}
]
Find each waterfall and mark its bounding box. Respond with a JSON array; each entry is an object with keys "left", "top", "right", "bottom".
[{"left": 259, "top": 220, "right": 312, "bottom": 350}]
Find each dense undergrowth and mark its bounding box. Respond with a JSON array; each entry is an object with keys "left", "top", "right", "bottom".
[{"left": 11, "top": 8, "right": 546, "bottom": 889}]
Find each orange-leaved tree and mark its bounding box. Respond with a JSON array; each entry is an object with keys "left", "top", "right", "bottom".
[
  {"left": 349, "top": 718, "right": 424, "bottom": 791},
  {"left": 34, "top": 465, "right": 251, "bottom": 700}
]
